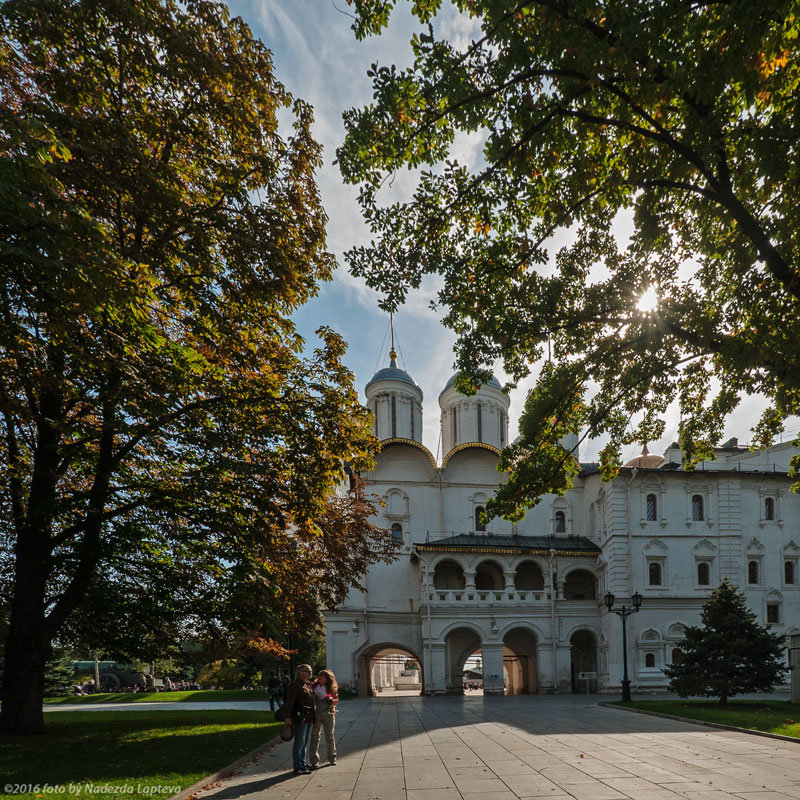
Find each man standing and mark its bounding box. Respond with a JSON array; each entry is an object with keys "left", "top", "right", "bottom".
[
  {"left": 283, "top": 664, "right": 317, "bottom": 775},
  {"left": 267, "top": 672, "right": 281, "bottom": 711}
]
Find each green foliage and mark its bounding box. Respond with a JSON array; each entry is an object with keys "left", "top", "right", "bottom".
[
  {"left": 664, "top": 579, "right": 787, "bottom": 704},
  {"left": 43, "top": 651, "right": 75, "bottom": 698},
  {"left": 618, "top": 700, "right": 800, "bottom": 738},
  {"left": 0, "top": 0, "right": 397, "bottom": 734},
  {"left": 340, "top": 0, "right": 800, "bottom": 516}
]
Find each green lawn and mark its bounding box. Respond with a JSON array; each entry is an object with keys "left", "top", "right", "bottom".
[
  {"left": 616, "top": 699, "right": 800, "bottom": 738},
  {"left": 2, "top": 710, "right": 282, "bottom": 800},
  {"left": 44, "top": 689, "right": 266, "bottom": 704}
]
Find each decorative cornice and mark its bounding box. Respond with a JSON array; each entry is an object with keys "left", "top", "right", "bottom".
[{"left": 416, "top": 544, "right": 596, "bottom": 558}]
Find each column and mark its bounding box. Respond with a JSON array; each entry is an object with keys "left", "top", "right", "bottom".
[
  {"left": 482, "top": 643, "right": 505, "bottom": 695},
  {"left": 429, "top": 644, "right": 447, "bottom": 695}
]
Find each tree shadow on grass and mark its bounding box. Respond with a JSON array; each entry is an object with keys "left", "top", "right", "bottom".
[{"left": 3, "top": 711, "right": 281, "bottom": 786}]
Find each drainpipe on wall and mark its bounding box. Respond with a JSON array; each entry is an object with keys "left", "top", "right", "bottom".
[
  {"left": 625, "top": 467, "right": 638, "bottom": 690},
  {"left": 549, "top": 547, "right": 558, "bottom": 693},
  {"left": 414, "top": 548, "right": 433, "bottom": 695}
]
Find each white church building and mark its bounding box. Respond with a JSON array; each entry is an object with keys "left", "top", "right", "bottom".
[{"left": 323, "top": 351, "right": 800, "bottom": 696}]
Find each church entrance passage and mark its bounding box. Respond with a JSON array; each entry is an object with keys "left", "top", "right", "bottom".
[
  {"left": 503, "top": 628, "right": 538, "bottom": 694},
  {"left": 570, "top": 629, "right": 598, "bottom": 692},
  {"left": 444, "top": 626, "right": 483, "bottom": 694},
  {"left": 357, "top": 644, "right": 422, "bottom": 696}
]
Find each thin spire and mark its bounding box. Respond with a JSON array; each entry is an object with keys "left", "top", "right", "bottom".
[{"left": 389, "top": 312, "right": 397, "bottom": 367}]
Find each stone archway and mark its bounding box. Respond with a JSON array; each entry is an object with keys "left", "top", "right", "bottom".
[
  {"left": 357, "top": 643, "right": 423, "bottom": 697},
  {"left": 444, "top": 626, "right": 483, "bottom": 694},
  {"left": 570, "top": 629, "right": 598, "bottom": 692},
  {"left": 502, "top": 628, "right": 538, "bottom": 694}
]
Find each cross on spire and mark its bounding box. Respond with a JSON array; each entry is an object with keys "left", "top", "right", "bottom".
[{"left": 389, "top": 312, "right": 397, "bottom": 367}]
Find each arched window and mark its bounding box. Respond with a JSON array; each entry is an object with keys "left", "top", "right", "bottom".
[
  {"left": 390, "top": 523, "right": 403, "bottom": 543},
  {"left": 499, "top": 412, "right": 505, "bottom": 447},
  {"left": 391, "top": 396, "right": 397, "bottom": 437},
  {"left": 410, "top": 403, "right": 414, "bottom": 440},
  {"left": 646, "top": 493, "right": 657, "bottom": 521},
  {"left": 697, "top": 562, "right": 710, "bottom": 586},
  {"left": 765, "top": 496, "right": 775, "bottom": 521},
  {"left": 692, "top": 494, "right": 704, "bottom": 521},
  {"left": 477, "top": 403, "right": 482, "bottom": 443},
  {"left": 554, "top": 510, "right": 566, "bottom": 533},
  {"left": 474, "top": 506, "right": 486, "bottom": 532},
  {"left": 648, "top": 562, "right": 662, "bottom": 586},
  {"left": 671, "top": 648, "right": 684, "bottom": 665},
  {"left": 785, "top": 560, "right": 795, "bottom": 585},
  {"left": 452, "top": 408, "right": 458, "bottom": 446},
  {"left": 645, "top": 653, "right": 656, "bottom": 668},
  {"left": 748, "top": 559, "right": 759, "bottom": 584},
  {"left": 433, "top": 560, "right": 465, "bottom": 590}
]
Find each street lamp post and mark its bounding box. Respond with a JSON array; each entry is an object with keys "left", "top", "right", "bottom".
[{"left": 604, "top": 591, "right": 643, "bottom": 702}]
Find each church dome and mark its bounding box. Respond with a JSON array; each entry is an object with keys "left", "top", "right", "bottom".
[
  {"left": 440, "top": 372, "right": 501, "bottom": 395},
  {"left": 365, "top": 350, "right": 423, "bottom": 443},
  {"left": 439, "top": 371, "right": 509, "bottom": 456},
  {"left": 624, "top": 444, "right": 665, "bottom": 469},
  {"left": 366, "top": 363, "right": 419, "bottom": 391}
]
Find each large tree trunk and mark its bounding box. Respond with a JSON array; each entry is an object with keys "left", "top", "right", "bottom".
[
  {"left": 0, "top": 516, "right": 53, "bottom": 735},
  {"left": 1, "top": 388, "right": 61, "bottom": 735},
  {"left": 0, "top": 614, "right": 51, "bottom": 735}
]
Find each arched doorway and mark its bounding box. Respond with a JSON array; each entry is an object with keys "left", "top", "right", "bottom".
[
  {"left": 444, "top": 626, "right": 483, "bottom": 694},
  {"left": 503, "top": 628, "right": 538, "bottom": 694},
  {"left": 357, "top": 643, "right": 423, "bottom": 696},
  {"left": 570, "top": 629, "right": 598, "bottom": 692}
]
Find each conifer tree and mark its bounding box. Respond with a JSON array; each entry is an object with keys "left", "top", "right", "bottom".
[{"left": 664, "top": 579, "right": 787, "bottom": 704}]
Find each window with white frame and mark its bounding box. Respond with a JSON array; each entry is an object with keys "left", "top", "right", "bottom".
[
  {"left": 697, "top": 562, "right": 711, "bottom": 586},
  {"left": 691, "top": 494, "right": 704, "bottom": 521},
  {"left": 766, "top": 603, "right": 780, "bottom": 624},
  {"left": 748, "top": 559, "right": 760, "bottom": 585},
  {"left": 645, "top": 652, "right": 656, "bottom": 668},
  {"left": 474, "top": 505, "right": 486, "bottom": 532},
  {"left": 554, "top": 510, "right": 566, "bottom": 533},
  {"left": 764, "top": 496, "right": 775, "bottom": 521},
  {"left": 785, "top": 560, "right": 797, "bottom": 585},
  {"left": 391, "top": 522, "right": 403, "bottom": 543}
]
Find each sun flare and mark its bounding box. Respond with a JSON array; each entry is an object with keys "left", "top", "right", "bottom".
[{"left": 637, "top": 286, "right": 659, "bottom": 313}]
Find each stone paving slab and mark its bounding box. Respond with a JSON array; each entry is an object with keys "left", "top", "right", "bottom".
[{"left": 191, "top": 695, "right": 800, "bottom": 800}]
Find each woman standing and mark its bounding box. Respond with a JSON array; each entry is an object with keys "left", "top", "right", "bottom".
[
  {"left": 283, "top": 664, "right": 317, "bottom": 775},
  {"left": 308, "top": 668, "right": 338, "bottom": 768}
]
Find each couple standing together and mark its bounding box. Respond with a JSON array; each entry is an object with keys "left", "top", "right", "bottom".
[{"left": 283, "top": 664, "right": 338, "bottom": 775}]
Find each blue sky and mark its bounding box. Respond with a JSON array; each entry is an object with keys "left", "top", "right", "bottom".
[{"left": 226, "top": 0, "right": 795, "bottom": 462}]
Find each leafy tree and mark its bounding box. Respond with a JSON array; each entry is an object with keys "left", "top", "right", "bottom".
[
  {"left": 43, "top": 651, "right": 76, "bottom": 698},
  {"left": 339, "top": 0, "right": 800, "bottom": 519},
  {"left": 664, "top": 579, "right": 787, "bottom": 704},
  {"left": 0, "top": 0, "right": 396, "bottom": 735}
]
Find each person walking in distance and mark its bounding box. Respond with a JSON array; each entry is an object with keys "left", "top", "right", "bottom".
[
  {"left": 267, "top": 672, "right": 281, "bottom": 711},
  {"left": 283, "top": 664, "right": 316, "bottom": 775},
  {"left": 308, "top": 668, "right": 338, "bottom": 768}
]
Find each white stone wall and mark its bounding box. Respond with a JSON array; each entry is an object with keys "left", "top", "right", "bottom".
[{"left": 324, "top": 435, "right": 800, "bottom": 695}]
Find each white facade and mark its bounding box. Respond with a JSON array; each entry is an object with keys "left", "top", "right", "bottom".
[{"left": 324, "top": 359, "right": 800, "bottom": 696}]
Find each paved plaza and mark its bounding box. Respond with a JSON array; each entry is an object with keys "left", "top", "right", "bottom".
[{"left": 193, "top": 694, "right": 800, "bottom": 800}]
